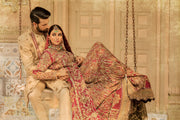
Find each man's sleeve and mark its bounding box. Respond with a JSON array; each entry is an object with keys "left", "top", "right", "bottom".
[{"left": 18, "top": 35, "right": 37, "bottom": 75}]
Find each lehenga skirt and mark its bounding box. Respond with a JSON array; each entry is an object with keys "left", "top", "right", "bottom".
[{"left": 79, "top": 42, "right": 155, "bottom": 120}]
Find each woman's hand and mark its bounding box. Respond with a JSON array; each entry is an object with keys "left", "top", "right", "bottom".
[
  {"left": 56, "top": 68, "right": 69, "bottom": 80},
  {"left": 75, "top": 56, "right": 84, "bottom": 66}
]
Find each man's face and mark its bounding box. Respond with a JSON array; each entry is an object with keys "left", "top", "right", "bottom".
[{"left": 35, "top": 18, "right": 49, "bottom": 34}]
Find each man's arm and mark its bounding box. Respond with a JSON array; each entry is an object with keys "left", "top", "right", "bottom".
[{"left": 18, "top": 35, "right": 37, "bottom": 76}]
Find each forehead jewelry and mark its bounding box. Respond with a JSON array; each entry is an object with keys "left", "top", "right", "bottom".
[{"left": 54, "top": 25, "right": 59, "bottom": 33}]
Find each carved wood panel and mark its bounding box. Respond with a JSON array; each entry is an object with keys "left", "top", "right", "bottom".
[{"left": 68, "top": 0, "right": 110, "bottom": 57}]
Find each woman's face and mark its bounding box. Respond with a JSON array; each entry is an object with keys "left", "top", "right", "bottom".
[{"left": 49, "top": 29, "right": 63, "bottom": 46}]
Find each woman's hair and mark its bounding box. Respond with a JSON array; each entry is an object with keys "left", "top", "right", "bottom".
[
  {"left": 30, "top": 7, "right": 51, "bottom": 24},
  {"left": 48, "top": 24, "right": 73, "bottom": 53}
]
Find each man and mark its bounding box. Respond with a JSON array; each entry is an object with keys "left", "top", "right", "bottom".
[{"left": 18, "top": 7, "right": 72, "bottom": 120}]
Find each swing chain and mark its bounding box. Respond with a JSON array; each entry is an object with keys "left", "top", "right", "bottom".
[
  {"left": 19, "top": 0, "right": 22, "bottom": 80},
  {"left": 125, "top": 0, "right": 137, "bottom": 99},
  {"left": 125, "top": 0, "right": 130, "bottom": 99},
  {"left": 132, "top": 0, "right": 137, "bottom": 72},
  {"left": 125, "top": 0, "right": 129, "bottom": 74},
  {"left": 19, "top": 0, "right": 22, "bottom": 36},
  {"left": 125, "top": 0, "right": 137, "bottom": 73},
  {"left": 29, "top": 0, "right": 31, "bottom": 13}
]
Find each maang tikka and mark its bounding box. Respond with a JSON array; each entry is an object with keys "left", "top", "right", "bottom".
[{"left": 54, "top": 25, "right": 59, "bottom": 33}]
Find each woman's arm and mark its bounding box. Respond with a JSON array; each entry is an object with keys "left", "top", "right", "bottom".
[
  {"left": 32, "top": 51, "right": 55, "bottom": 80},
  {"left": 33, "top": 51, "right": 69, "bottom": 80},
  {"left": 36, "top": 51, "right": 54, "bottom": 72}
]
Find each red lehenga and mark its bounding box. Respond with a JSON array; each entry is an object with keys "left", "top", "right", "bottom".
[
  {"left": 34, "top": 42, "right": 154, "bottom": 120},
  {"left": 80, "top": 42, "right": 154, "bottom": 120}
]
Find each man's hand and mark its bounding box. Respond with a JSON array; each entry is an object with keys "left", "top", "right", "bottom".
[{"left": 56, "top": 68, "right": 69, "bottom": 80}]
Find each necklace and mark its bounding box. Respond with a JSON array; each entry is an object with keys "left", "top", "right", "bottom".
[{"left": 49, "top": 45, "right": 64, "bottom": 51}]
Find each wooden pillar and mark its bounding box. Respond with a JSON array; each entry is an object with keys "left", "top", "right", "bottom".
[{"left": 54, "top": 0, "right": 69, "bottom": 36}]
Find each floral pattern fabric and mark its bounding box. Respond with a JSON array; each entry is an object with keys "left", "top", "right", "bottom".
[{"left": 80, "top": 42, "right": 154, "bottom": 119}]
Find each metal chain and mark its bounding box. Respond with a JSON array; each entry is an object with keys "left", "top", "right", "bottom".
[
  {"left": 18, "top": 0, "right": 31, "bottom": 81},
  {"left": 19, "top": 0, "right": 22, "bottom": 36},
  {"left": 125, "top": 0, "right": 137, "bottom": 73},
  {"left": 19, "top": 0, "right": 22, "bottom": 80},
  {"left": 125, "top": 0, "right": 137, "bottom": 99},
  {"left": 132, "top": 0, "right": 137, "bottom": 72},
  {"left": 29, "top": 0, "right": 31, "bottom": 14},
  {"left": 125, "top": 0, "right": 129, "bottom": 99},
  {"left": 125, "top": 0, "right": 129, "bottom": 74}
]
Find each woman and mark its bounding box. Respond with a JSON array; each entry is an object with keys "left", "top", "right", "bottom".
[{"left": 33, "top": 24, "right": 154, "bottom": 120}]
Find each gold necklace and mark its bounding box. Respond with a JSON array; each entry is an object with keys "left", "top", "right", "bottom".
[{"left": 49, "top": 45, "right": 64, "bottom": 51}]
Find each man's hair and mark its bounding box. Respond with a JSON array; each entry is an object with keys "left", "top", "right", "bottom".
[{"left": 30, "top": 7, "right": 51, "bottom": 24}]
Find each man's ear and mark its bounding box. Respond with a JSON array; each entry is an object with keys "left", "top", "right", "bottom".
[{"left": 32, "top": 22, "right": 37, "bottom": 27}]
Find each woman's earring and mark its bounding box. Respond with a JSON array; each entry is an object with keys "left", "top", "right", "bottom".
[
  {"left": 48, "top": 38, "right": 52, "bottom": 48},
  {"left": 62, "top": 42, "right": 66, "bottom": 50}
]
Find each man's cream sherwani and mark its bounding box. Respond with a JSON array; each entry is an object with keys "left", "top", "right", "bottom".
[{"left": 18, "top": 29, "right": 47, "bottom": 104}]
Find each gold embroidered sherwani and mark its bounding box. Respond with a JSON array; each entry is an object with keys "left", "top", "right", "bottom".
[{"left": 18, "top": 29, "right": 71, "bottom": 120}]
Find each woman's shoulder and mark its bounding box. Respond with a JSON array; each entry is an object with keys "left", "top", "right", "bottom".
[
  {"left": 43, "top": 48, "right": 56, "bottom": 54},
  {"left": 40, "top": 48, "right": 57, "bottom": 62}
]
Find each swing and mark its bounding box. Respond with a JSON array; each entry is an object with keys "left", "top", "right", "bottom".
[
  {"left": 125, "top": 1, "right": 155, "bottom": 119},
  {"left": 18, "top": 1, "right": 153, "bottom": 119},
  {"left": 18, "top": 0, "right": 137, "bottom": 109},
  {"left": 19, "top": 0, "right": 59, "bottom": 109}
]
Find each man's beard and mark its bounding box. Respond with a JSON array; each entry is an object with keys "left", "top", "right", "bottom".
[{"left": 37, "top": 25, "right": 48, "bottom": 34}]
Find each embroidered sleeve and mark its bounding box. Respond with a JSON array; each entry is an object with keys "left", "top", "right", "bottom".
[
  {"left": 33, "top": 69, "right": 57, "bottom": 80},
  {"left": 49, "top": 62, "right": 64, "bottom": 70},
  {"left": 48, "top": 51, "right": 74, "bottom": 69},
  {"left": 32, "top": 51, "right": 58, "bottom": 80},
  {"left": 18, "top": 35, "right": 37, "bottom": 76},
  {"left": 36, "top": 51, "right": 54, "bottom": 72}
]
